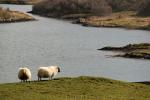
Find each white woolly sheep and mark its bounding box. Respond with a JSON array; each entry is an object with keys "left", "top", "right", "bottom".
[
  {"left": 37, "top": 66, "right": 60, "bottom": 81},
  {"left": 18, "top": 67, "right": 31, "bottom": 82}
]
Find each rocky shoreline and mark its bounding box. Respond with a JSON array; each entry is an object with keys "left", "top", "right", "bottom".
[{"left": 98, "top": 43, "right": 150, "bottom": 59}]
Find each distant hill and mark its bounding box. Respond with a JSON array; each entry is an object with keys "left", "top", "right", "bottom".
[
  {"left": 32, "top": 0, "right": 148, "bottom": 18},
  {"left": 32, "top": 0, "right": 113, "bottom": 17}
]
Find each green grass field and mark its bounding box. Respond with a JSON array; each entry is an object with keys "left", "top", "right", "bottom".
[{"left": 0, "top": 76, "right": 150, "bottom": 100}]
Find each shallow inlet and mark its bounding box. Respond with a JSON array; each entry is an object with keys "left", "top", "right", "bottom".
[{"left": 0, "top": 4, "right": 150, "bottom": 83}]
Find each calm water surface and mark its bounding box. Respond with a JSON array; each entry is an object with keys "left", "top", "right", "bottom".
[{"left": 0, "top": 4, "right": 150, "bottom": 83}]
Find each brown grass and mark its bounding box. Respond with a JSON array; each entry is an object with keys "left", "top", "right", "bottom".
[
  {"left": 77, "top": 11, "right": 150, "bottom": 30},
  {"left": 0, "top": 8, "right": 35, "bottom": 23}
]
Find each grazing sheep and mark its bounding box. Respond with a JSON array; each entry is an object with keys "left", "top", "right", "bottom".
[
  {"left": 37, "top": 66, "right": 60, "bottom": 81},
  {"left": 18, "top": 67, "right": 31, "bottom": 82}
]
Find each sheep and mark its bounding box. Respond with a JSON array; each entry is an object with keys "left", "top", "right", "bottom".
[
  {"left": 18, "top": 67, "right": 31, "bottom": 82},
  {"left": 37, "top": 66, "right": 60, "bottom": 81}
]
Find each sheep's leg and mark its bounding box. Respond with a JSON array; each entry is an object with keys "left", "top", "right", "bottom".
[
  {"left": 50, "top": 73, "right": 54, "bottom": 80},
  {"left": 28, "top": 80, "right": 31, "bottom": 83},
  {"left": 40, "top": 77, "right": 42, "bottom": 81},
  {"left": 38, "top": 77, "right": 39, "bottom": 81},
  {"left": 50, "top": 76, "right": 53, "bottom": 80},
  {"left": 38, "top": 77, "right": 41, "bottom": 81},
  {"left": 49, "top": 77, "right": 51, "bottom": 80}
]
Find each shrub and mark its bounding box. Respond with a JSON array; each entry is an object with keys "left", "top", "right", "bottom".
[
  {"left": 90, "top": 0, "right": 112, "bottom": 16},
  {"left": 138, "top": 1, "right": 150, "bottom": 16},
  {"left": 106, "top": 0, "right": 146, "bottom": 12}
]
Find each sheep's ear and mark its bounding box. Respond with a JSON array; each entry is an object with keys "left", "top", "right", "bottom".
[{"left": 58, "top": 67, "right": 60, "bottom": 72}]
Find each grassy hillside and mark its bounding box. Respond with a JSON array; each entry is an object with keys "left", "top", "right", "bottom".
[
  {"left": 0, "top": 76, "right": 150, "bottom": 100},
  {"left": 0, "top": 7, "right": 35, "bottom": 23}
]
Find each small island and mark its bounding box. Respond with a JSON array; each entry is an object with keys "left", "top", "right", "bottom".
[
  {"left": 0, "top": 7, "right": 35, "bottom": 23},
  {"left": 99, "top": 43, "right": 150, "bottom": 59}
]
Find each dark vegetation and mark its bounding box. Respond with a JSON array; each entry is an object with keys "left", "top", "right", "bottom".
[
  {"left": 32, "top": 0, "right": 112, "bottom": 17},
  {"left": 1, "top": 0, "right": 150, "bottom": 17},
  {"left": 0, "top": 0, "right": 27, "bottom": 4},
  {"left": 0, "top": 0, "right": 41, "bottom": 4},
  {"left": 99, "top": 43, "right": 150, "bottom": 51},
  {"left": 99, "top": 43, "right": 150, "bottom": 59},
  {"left": 138, "top": 1, "right": 150, "bottom": 16},
  {"left": 32, "top": 0, "right": 150, "bottom": 17},
  {"left": 106, "top": 0, "right": 146, "bottom": 12}
]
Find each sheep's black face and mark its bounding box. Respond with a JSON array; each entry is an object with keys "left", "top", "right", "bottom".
[{"left": 58, "top": 67, "right": 61, "bottom": 72}]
